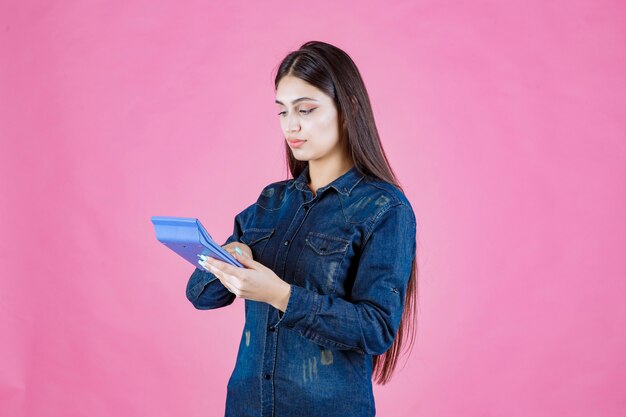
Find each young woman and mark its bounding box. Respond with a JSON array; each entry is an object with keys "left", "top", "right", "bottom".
[{"left": 187, "top": 40, "right": 418, "bottom": 417}]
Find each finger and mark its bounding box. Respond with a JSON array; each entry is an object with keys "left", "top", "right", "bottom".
[
  {"left": 202, "top": 256, "right": 228, "bottom": 271},
  {"left": 200, "top": 258, "right": 245, "bottom": 295},
  {"left": 210, "top": 263, "right": 248, "bottom": 294},
  {"left": 217, "top": 276, "right": 238, "bottom": 296},
  {"left": 233, "top": 251, "right": 263, "bottom": 270},
  {"left": 206, "top": 257, "right": 241, "bottom": 277},
  {"left": 211, "top": 267, "right": 236, "bottom": 289},
  {"left": 199, "top": 259, "right": 230, "bottom": 283},
  {"left": 198, "top": 259, "right": 211, "bottom": 272},
  {"left": 219, "top": 276, "right": 243, "bottom": 297},
  {"left": 233, "top": 246, "right": 252, "bottom": 259},
  {"left": 198, "top": 259, "right": 215, "bottom": 273}
]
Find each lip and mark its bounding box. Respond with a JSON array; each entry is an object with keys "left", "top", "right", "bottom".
[{"left": 287, "top": 139, "right": 306, "bottom": 148}]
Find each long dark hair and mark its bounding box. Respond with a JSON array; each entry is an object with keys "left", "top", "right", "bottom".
[{"left": 273, "top": 41, "right": 419, "bottom": 385}]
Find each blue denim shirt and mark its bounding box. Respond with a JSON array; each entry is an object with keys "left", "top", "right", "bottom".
[{"left": 186, "top": 165, "right": 416, "bottom": 417}]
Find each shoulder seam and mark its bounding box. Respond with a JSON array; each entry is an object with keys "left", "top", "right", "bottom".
[
  {"left": 256, "top": 180, "right": 292, "bottom": 211},
  {"left": 362, "top": 201, "right": 409, "bottom": 245},
  {"left": 361, "top": 178, "right": 405, "bottom": 205}
]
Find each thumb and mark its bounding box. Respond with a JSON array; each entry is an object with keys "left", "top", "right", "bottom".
[{"left": 233, "top": 251, "right": 260, "bottom": 269}]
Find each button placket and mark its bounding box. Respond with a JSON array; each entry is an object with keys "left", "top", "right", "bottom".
[{"left": 261, "top": 190, "right": 317, "bottom": 416}]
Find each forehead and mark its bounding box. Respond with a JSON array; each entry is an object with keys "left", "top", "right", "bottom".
[{"left": 275, "top": 75, "right": 328, "bottom": 104}]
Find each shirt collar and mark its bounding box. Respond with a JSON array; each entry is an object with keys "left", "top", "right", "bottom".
[{"left": 293, "top": 164, "right": 365, "bottom": 196}]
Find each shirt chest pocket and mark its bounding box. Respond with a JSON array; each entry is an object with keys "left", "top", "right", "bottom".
[
  {"left": 295, "top": 232, "right": 350, "bottom": 295},
  {"left": 239, "top": 228, "right": 275, "bottom": 263}
]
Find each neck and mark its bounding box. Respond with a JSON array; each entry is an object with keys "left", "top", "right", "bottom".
[{"left": 307, "top": 155, "right": 354, "bottom": 195}]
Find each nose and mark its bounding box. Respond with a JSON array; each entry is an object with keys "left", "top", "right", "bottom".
[{"left": 286, "top": 113, "right": 300, "bottom": 133}]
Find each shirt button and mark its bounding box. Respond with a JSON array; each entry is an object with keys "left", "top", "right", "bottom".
[
  {"left": 269, "top": 326, "right": 276, "bottom": 332},
  {"left": 284, "top": 240, "right": 289, "bottom": 246},
  {"left": 303, "top": 205, "right": 309, "bottom": 211},
  {"left": 265, "top": 373, "right": 271, "bottom": 380}
]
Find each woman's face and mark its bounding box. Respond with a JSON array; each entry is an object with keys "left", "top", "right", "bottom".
[{"left": 275, "top": 75, "right": 345, "bottom": 163}]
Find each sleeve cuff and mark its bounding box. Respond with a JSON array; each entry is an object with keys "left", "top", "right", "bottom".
[
  {"left": 186, "top": 268, "right": 218, "bottom": 301},
  {"left": 274, "top": 284, "right": 320, "bottom": 331}
]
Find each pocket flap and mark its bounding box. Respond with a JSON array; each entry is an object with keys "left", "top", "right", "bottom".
[
  {"left": 305, "top": 232, "right": 350, "bottom": 256},
  {"left": 240, "top": 228, "right": 275, "bottom": 245}
]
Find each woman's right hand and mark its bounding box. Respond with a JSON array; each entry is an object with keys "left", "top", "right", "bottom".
[{"left": 222, "top": 242, "right": 253, "bottom": 260}]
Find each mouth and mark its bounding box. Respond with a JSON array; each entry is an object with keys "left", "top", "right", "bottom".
[{"left": 287, "top": 139, "right": 306, "bottom": 148}]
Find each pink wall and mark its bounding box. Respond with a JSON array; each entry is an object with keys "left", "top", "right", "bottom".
[{"left": 1, "top": 1, "right": 625, "bottom": 416}]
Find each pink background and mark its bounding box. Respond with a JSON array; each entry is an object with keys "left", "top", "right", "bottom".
[{"left": 1, "top": 1, "right": 625, "bottom": 416}]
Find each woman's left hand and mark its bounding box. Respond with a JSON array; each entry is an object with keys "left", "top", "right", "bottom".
[{"left": 199, "top": 252, "right": 291, "bottom": 312}]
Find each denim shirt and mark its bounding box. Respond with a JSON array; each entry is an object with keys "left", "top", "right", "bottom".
[{"left": 186, "top": 165, "right": 417, "bottom": 417}]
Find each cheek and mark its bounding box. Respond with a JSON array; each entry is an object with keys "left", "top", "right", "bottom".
[
  {"left": 318, "top": 117, "right": 339, "bottom": 144},
  {"left": 309, "top": 113, "right": 339, "bottom": 141},
  {"left": 279, "top": 118, "right": 286, "bottom": 130}
]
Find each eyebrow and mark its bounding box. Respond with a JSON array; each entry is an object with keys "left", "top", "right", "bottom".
[{"left": 274, "top": 97, "right": 319, "bottom": 105}]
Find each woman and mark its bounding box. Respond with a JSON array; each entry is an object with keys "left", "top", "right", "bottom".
[{"left": 187, "top": 40, "right": 418, "bottom": 417}]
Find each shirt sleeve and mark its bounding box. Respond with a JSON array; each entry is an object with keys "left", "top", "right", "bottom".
[
  {"left": 275, "top": 202, "right": 417, "bottom": 355},
  {"left": 186, "top": 203, "right": 255, "bottom": 310}
]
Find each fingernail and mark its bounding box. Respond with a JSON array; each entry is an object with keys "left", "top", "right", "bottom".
[
  {"left": 198, "top": 260, "right": 207, "bottom": 269},
  {"left": 199, "top": 254, "right": 207, "bottom": 260},
  {"left": 235, "top": 247, "right": 242, "bottom": 255}
]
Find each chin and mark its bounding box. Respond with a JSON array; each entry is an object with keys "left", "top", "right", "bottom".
[{"left": 291, "top": 152, "right": 311, "bottom": 162}]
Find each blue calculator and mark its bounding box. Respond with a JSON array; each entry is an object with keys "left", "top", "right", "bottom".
[{"left": 151, "top": 216, "right": 243, "bottom": 269}]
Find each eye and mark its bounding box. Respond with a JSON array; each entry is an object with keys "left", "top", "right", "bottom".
[{"left": 277, "top": 108, "right": 315, "bottom": 117}]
